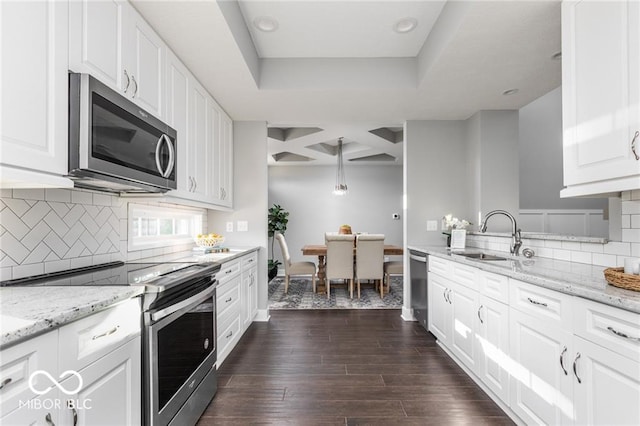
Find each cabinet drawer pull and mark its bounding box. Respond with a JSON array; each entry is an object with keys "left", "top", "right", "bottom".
[
  {"left": 559, "top": 346, "right": 568, "bottom": 375},
  {"left": 92, "top": 325, "right": 119, "bottom": 340},
  {"left": 131, "top": 75, "right": 138, "bottom": 97},
  {"left": 226, "top": 270, "right": 233, "bottom": 274},
  {"left": 477, "top": 305, "right": 484, "bottom": 324},
  {"left": 607, "top": 326, "right": 640, "bottom": 342},
  {"left": 0, "top": 377, "right": 12, "bottom": 390},
  {"left": 225, "top": 297, "right": 232, "bottom": 303},
  {"left": 442, "top": 289, "right": 448, "bottom": 303},
  {"left": 123, "top": 69, "right": 130, "bottom": 93},
  {"left": 632, "top": 130, "right": 640, "bottom": 161},
  {"left": 527, "top": 297, "right": 548, "bottom": 308},
  {"left": 226, "top": 330, "right": 233, "bottom": 339},
  {"left": 447, "top": 289, "right": 452, "bottom": 304},
  {"left": 45, "top": 413, "right": 55, "bottom": 426},
  {"left": 573, "top": 352, "right": 582, "bottom": 384}
]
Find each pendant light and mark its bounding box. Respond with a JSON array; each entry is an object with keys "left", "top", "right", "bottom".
[{"left": 333, "top": 137, "right": 348, "bottom": 195}]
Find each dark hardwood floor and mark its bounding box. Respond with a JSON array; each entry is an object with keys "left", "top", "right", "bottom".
[{"left": 197, "top": 310, "right": 514, "bottom": 425}]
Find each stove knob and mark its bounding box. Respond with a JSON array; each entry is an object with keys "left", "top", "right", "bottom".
[{"left": 204, "top": 338, "right": 210, "bottom": 350}]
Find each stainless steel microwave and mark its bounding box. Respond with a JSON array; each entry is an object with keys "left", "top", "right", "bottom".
[{"left": 68, "top": 73, "right": 177, "bottom": 194}]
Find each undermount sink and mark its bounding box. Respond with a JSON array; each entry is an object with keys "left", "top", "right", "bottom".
[{"left": 458, "top": 252, "right": 508, "bottom": 261}]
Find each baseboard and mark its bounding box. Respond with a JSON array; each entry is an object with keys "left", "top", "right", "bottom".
[
  {"left": 254, "top": 309, "right": 270, "bottom": 322},
  {"left": 401, "top": 306, "right": 415, "bottom": 321}
]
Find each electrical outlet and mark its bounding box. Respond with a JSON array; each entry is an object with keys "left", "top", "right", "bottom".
[
  {"left": 226, "top": 221, "right": 233, "bottom": 232},
  {"left": 237, "top": 221, "right": 248, "bottom": 232},
  {"left": 426, "top": 220, "right": 438, "bottom": 231}
]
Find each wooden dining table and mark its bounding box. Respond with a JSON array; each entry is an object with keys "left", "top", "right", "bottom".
[{"left": 301, "top": 244, "right": 403, "bottom": 293}]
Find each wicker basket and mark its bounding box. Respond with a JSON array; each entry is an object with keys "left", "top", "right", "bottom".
[
  {"left": 604, "top": 267, "right": 640, "bottom": 292},
  {"left": 194, "top": 236, "right": 225, "bottom": 248}
]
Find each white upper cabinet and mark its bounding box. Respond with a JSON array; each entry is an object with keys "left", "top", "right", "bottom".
[
  {"left": 0, "top": 0, "right": 72, "bottom": 187},
  {"left": 69, "top": 0, "right": 165, "bottom": 119},
  {"left": 561, "top": 0, "right": 640, "bottom": 197}
]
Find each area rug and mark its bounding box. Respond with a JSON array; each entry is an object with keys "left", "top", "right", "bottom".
[{"left": 268, "top": 276, "right": 403, "bottom": 310}]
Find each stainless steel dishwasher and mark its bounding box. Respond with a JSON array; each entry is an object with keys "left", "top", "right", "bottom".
[{"left": 410, "top": 250, "right": 428, "bottom": 331}]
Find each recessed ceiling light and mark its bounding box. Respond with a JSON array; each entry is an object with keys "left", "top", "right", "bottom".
[
  {"left": 502, "top": 89, "right": 519, "bottom": 96},
  {"left": 393, "top": 17, "right": 418, "bottom": 34},
  {"left": 253, "top": 16, "right": 279, "bottom": 32},
  {"left": 551, "top": 51, "right": 562, "bottom": 60}
]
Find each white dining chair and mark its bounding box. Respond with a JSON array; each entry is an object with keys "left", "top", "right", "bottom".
[
  {"left": 275, "top": 233, "right": 317, "bottom": 293},
  {"left": 355, "top": 234, "right": 385, "bottom": 298},
  {"left": 325, "top": 233, "right": 356, "bottom": 299}
]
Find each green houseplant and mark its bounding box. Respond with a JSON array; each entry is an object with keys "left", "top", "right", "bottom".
[{"left": 268, "top": 204, "right": 289, "bottom": 281}]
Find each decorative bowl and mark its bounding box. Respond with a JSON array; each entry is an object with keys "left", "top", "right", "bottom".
[{"left": 194, "top": 235, "right": 225, "bottom": 248}]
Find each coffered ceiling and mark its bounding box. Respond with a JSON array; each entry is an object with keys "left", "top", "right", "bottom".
[{"left": 130, "top": 0, "right": 562, "bottom": 166}]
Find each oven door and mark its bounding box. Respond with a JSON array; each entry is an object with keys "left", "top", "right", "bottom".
[{"left": 146, "top": 283, "right": 216, "bottom": 426}]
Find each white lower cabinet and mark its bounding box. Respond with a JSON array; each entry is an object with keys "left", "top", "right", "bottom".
[
  {"left": 0, "top": 298, "right": 142, "bottom": 425},
  {"left": 216, "top": 250, "right": 259, "bottom": 367},
  {"left": 427, "top": 255, "right": 640, "bottom": 426}
]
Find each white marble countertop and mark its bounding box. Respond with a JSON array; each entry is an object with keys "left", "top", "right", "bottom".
[
  {"left": 178, "top": 246, "right": 259, "bottom": 264},
  {"left": 408, "top": 245, "right": 640, "bottom": 314},
  {"left": 0, "top": 286, "right": 143, "bottom": 348},
  {"left": 467, "top": 231, "right": 608, "bottom": 244}
]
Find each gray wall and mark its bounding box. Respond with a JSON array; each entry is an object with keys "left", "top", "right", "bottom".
[
  {"left": 519, "top": 87, "right": 607, "bottom": 210},
  {"left": 405, "top": 120, "right": 469, "bottom": 246},
  {"left": 209, "top": 121, "right": 269, "bottom": 317},
  {"left": 268, "top": 165, "right": 403, "bottom": 264}
]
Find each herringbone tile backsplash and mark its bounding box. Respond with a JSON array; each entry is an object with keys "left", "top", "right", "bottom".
[{"left": 0, "top": 189, "right": 124, "bottom": 280}]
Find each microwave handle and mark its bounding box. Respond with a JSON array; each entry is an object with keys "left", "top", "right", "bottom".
[
  {"left": 154, "top": 134, "right": 175, "bottom": 178},
  {"left": 162, "top": 134, "right": 175, "bottom": 178}
]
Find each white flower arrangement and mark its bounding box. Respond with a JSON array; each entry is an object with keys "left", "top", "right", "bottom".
[{"left": 443, "top": 214, "right": 471, "bottom": 231}]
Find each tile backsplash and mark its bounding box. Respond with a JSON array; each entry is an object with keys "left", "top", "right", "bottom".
[
  {"left": 467, "top": 190, "right": 640, "bottom": 268},
  {"left": 0, "top": 188, "right": 205, "bottom": 281}
]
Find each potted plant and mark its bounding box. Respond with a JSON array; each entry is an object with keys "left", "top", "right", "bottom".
[{"left": 268, "top": 204, "right": 289, "bottom": 281}]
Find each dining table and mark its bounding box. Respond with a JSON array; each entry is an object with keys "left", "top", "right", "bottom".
[{"left": 301, "top": 244, "right": 403, "bottom": 293}]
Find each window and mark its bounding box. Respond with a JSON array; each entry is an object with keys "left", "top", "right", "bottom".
[{"left": 128, "top": 203, "right": 204, "bottom": 251}]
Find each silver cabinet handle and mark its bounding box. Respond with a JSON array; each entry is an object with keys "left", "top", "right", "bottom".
[
  {"left": 192, "top": 177, "right": 197, "bottom": 191},
  {"left": 225, "top": 297, "right": 232, "bottom": 303},
  {"left": 448, "top": 289, "right": 453, "bottom": 304},
  {"left": 477, "top": 305, "right": 484, "bottom": 324},
  {"left": 68, "top": 401, "right": 78, "bottom": 426},
  {"left": 559, "top": 346, "right": 568, "bottom": 375},
  {"left": 226, "top": 269, "right": 233, "bottom": 275},
  {"left": 443, "top": 289, "right": 448, "bottom": 303},
  {"left": 632, "top": 130, "right": 639, "bottom": 160},
  {"left": 0, "top": 377, "right": 12, "bottom": 389},
  {"left": 92, "top": 325, "right": 119, "bottom": 340},
  {"left": 226, "top": 330, "right": 233, "bottom": 339},
  {"left": 607, "top": 326, "right": 640, "bottom": 341},
  {"left": 527, "top": 297, "right": 548, "bottom": 308},
  {"left": 573, "top": 352, "right": 582, "bottom": 384},
  {"left": 131, "top": 75, "right": 138, "bottom": 98},
  {"left": 123, "top": 69, "right": 130, "bottom": 93},
  {"left": 45, "top": 413, "right": 55, "bottom": 426},
  {"left": 188, "top": 176, "right": 193, "bottom": 192}
]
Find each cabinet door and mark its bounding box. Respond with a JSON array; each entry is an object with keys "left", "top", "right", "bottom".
[
  {"left": 249, "top": 266, "right": 258, "bottom": 323},
  {"left": 188, "top": 81, "right": 209, "bottom": 200},
  {"left": 1, "top": 0, "right": 68, "bottom": 176},
  {"left": 69, "top": 0, "right": 127, "bottom": 93},
  {"left": 59, "top": 336, "right": 142, "bottom": 426},
  {"left": 124, "top": 4, "right": 164, "bottom": 118},
  {"left": 562, "top": 0, "right": 640, "bottom": 188},
  {"left": 242, "top": 265, "right": 258, "bottom": 331},
  {"left": 509, "top": 308, "right": 573, "bottom": 426},
  {"left": 573, "top": 336, "right": 640, "bottom": 426},
  {"left": 166, "top": 50, "right": 191, "bottom": 196},
  {"left": 0, "top": 392, "right": 59, "bottom": 426},
  {"left": 476, "top": 295, "right": 510, "bottom": 403},
  {"left": 427, "top": 273, "right": 451, "bottom": 346},
  {"left": 219, "top": 113, "right": 234, "bottom": 207},
  {"left": 449, "top": 281, "right": 478, "bottom": 372}
]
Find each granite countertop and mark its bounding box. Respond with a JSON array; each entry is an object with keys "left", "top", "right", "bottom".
[
  {"left": 0, "top": 286, "right": 144, "bottom": 348},
  {"left": 176, "top": 246, "right": 259, "bottom": 264},
  {"left": 408, "top": 245, "right": 640, "bottom": 314}
]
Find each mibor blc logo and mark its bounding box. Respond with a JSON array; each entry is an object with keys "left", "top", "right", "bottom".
[
  {"left": 19, "top": 370, "right": 92, "bottom": 411},
  {"left": 29, "top": 370, "right": 83, "bottom": 395}
]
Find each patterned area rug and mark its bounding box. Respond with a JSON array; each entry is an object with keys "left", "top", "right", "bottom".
[{"left": 268, "top": 276, "right": 403, "bottom": 310}]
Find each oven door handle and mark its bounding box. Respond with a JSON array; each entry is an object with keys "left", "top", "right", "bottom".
[{"left": 150, "top": 283, "right": 215, "bottom": 322}]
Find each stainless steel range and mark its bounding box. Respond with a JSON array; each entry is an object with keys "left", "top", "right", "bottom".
[{"left": 1, "top": 260, "right": 221, "bottom": 426}]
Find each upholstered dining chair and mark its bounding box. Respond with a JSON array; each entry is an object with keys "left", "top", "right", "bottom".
[
  {"left": 275, "top": 233, "right": 317, "bottom": 294},
  {"left": 325, "top": 233, "right": 356, "bottom": 299},
  {"left": 355, "top": 234, "right": 385, "bottom": 298},
  {"left": 383, "top": 260, "right": 403, "bottom": 296}
]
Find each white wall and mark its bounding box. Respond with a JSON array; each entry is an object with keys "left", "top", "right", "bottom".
[
  {"left": 519, "top": 87, "right": 607, "bottom": 211},
  {"left": 268, "top": 165, "right": 403, "bottom": 264},
  {"left": 208, "top": 121, "right": 269, "bottom": 319},
  {"left": 405, "top": 120, "right": 469, "bottom": 246}
]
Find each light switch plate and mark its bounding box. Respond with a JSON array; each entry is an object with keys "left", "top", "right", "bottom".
[
  {"left": 226, "top": 221, "right": 233, "bottom": 232},
  {"left": 237, "top": 221, "right": 248, "bottom": 232},
  {"left": 427, "top": 220, "right": 438, "bottom": 231}
]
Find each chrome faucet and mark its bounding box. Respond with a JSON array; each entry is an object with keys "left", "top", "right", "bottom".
[{"left": 480, "top": 210, "right": 522, "bottom": 256}]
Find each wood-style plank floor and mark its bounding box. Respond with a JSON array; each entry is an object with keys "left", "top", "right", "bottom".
[{"left": 197, "top": 310, "right": 514, "bottom": 425}]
